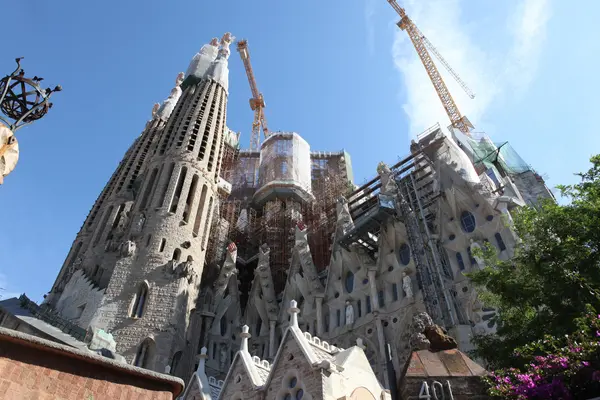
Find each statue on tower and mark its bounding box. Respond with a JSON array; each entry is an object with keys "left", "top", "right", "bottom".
[
  {"left": 155, "top": 71, "right": 185, "bottom": 121},
  {"left": 402, "top": 271, "right": 414, "bottom": 299},
  {"left": 175, "top": 72, "right": 184, "bottom": 87},
  {"left": 345, "top": 300, "right": 354, "bottom": 325},
  {"left": 151, "top": 103, "right": 160, "bottom": 119},
  {"left": 218, "top": 32, "right": 235, "bottom": 59}
]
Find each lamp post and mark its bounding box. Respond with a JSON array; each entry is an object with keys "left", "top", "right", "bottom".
[{"left": 0, "top": 57, "right": 61, "bottom": 184}]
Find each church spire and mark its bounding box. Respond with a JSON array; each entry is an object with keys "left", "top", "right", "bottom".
[
  {"left": 209, "top": 32, "right": 234, "bottom": 93},
  {"left": 154, "top": 72, "right": 184, "bottom": 121},
  {"left": 185, "top": 37, "right": 219, "bottom": 80}
]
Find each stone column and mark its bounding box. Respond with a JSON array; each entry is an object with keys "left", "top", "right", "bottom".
[
  {"left": 374, "top": 314, "right": 389, "bottom": 388},
  {"left": 200, "top": 312, "right": 215, "bottom": 349},
  {"left": 368, "top": 268, "right": 389, "bottom": 387},
  {"left": 367, "top": 268, "right": 379, "bottom": 311},
  {"left": 315, "top": 295, "right": 324, "bottom": 336},
  {"left": 269, "top": 320, "right": 277, "bottom": 358}
]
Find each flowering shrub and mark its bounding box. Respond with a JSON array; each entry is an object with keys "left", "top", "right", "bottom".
[{"left": 484, "top": 305, "right": 600, "bottom": 399}]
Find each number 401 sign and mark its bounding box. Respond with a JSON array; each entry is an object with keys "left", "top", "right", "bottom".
[{"left": 418, "top": 381, "right": 455, "bottom": 400}]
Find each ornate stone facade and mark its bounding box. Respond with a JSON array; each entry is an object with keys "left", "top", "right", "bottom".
[
  {"left": 43, "top": 33, "right": 552, "bottom": 393},
  {"left": 44, "top": 33, "right": 234, "bottom": 377}
]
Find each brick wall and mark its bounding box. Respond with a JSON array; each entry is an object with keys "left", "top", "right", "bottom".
[{"left": 0, "top": 327, "right": 183, "bottom": 400}]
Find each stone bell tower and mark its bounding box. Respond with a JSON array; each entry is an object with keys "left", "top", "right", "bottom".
[{"left": 45, "top": 33, "right": 234, "bottom": 375}]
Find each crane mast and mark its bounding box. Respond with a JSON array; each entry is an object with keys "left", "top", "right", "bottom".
[
  {"left": 387, "top": 0, "right": 474, "bottom": 135},
  {"left": 237, "top": 40, "right": 269, "bottom": 150}
]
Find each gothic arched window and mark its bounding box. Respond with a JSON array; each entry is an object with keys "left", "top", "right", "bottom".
[
  {"left": 460, "top": 211, "right": 476, "bottom": 233},
  {"left": 220, "top": 317, "right": 228, "bottom": 336},
  {"left": 344, "top": 271, "right": 354, "bottom": 293},
  {"left": 398, "top": 243, "right": 411, "bottom": 266},
  {"left": 256, "top": 318, "right": 262, "bottom": 336},
  {"left": 131, "top": 282, "right": 149, "bottom": 318},
  {"left": 456, "top": 252, "right": 465, "bottom": 271},
  {"left": 170, "top": 351, "right": 182, "bottom": 375},
  {"left": 495, "top": 232, "right": 507, "bottom": 251},
  {"left": 172, "top": 248, "right": 181, "bottom": 262},
  {"left": 133, "top": 338, "right": 155, "bottom": 368}
]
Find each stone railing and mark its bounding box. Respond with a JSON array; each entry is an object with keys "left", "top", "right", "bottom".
[{"left": 19, "top": 294, "right": 90, "bottom": 343}]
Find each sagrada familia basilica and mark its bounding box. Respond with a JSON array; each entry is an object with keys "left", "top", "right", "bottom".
[{"left": 23, "top": 32, "right": 553, "bottom": 399}]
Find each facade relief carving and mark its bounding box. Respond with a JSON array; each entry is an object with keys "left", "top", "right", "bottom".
[
  {"left": 120, "top": 240, "right": 136, "bottom": 257},
  {"left": 132, "top": 213, "right": 146, "bottom": 235},
  {"left": 402, "top": 271, "right": 413, "bottom": 299},
  {"left": 345, "top": 300, "right": 354, "bottom": 326},
  {"left": 114, "top": 211, "right": 130, "bottom": 236}
]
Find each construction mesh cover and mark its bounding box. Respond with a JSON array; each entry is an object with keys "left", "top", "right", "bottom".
[
  {"left": 458, "top": 133, "right": 532, "bottom": 176},
  {"left": 256, "top": 132, "right": 312, "bottom": 200}
]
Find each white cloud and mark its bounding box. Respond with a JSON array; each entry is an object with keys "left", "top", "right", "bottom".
[
  {"left": 365, "top": 0, "right": 377, "bottom": 54},
  {"left": 391, "top": 0, "right": 551, "bottom": 137},
  {"left": 506, "top": 0, "right": 551, "bottom": 90}
]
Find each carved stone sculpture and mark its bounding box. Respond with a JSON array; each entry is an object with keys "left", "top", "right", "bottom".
[
  {"left": 336, "top": 196, "right": 355, "bottom": 237},
  {"left": 409, "top": 312, "right": 434, "bottom": 350},
  {"left": 345, "top": 300, "right": 354, "bottom": 326},
  {"left": 115, "top": 211, "right": 130, "bottom": 235},
  {"left": 377, "top": 162, "right": 398, "bottom": 195},
  {"left": 177, "top": 257, "right": 196, "bottom": 283},
  {"left": 412, "top": 312, "right": 434, "bottom": 332},
  {"left": 133, "top": 213, "right": 145, "bottom": 234},
  {"left": 151, "top": 103, "right": 160, "bottom": 118},
  {"left": 219, "top": 343, "right": 228, "bottom": 370},
  {"left": 219, "top": 32, "right": 234, "bottom": 57},
  {"left": 120, "top": 240, "right": 136, "bottom": 257},
  {"left": 408, "top": 312, "right": 458, "bottom": 352},
  {"left": 175, "top": 72, "right": 185, "bottom": 87},
  {"left": 424, "top": 325, "right": 458, "bottom": 351},
  {"left": 70, "top": 256, "right": 83, "bottom": 274},
  {"left": 402, "top": 271, "right": 413, "bottom": 299}
]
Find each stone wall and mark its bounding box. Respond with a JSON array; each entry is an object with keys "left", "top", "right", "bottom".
[
  {"left": 511, "top": 170, "right": 555, "bottom": 206},
  {"left": 265, "top": 338, "right": 324, "bottom": 400},
  {"left": 0, "top": 327, "right": 183, "bottom": 400},
  {"left": 55, "top": 270, "right": 105, "bottom": 329}
]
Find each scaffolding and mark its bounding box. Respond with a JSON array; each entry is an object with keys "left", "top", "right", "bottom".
[
  {"left": 340, "top": 132, "right": 459, "bottom": 328},
  {"left": 458, "top": 133, "right": 536, "bottom": 178},
  {"left": 205, "top": 142, "right": 352, "bottom": 306}
]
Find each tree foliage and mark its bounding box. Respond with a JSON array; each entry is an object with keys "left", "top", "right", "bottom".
[
  {"left": 484, "top": 306, "right": 600, "bottom": 399},
  {"left": 468, "top": 155, "right": 600, "bottom": 369}
]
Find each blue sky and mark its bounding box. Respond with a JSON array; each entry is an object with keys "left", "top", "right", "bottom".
[{"left": 1, "top": 0, "right": 598, "bottom": 302}]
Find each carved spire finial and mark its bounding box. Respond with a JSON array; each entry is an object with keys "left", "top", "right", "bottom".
[
  {"left": 356, "top": 338, "right": 366, "bottom": 350},
  {"left": 175, "top": 72, "right": 184, "bottom": 86},
  {"left": 240, "top": 325, "right": 251, "bottom": 353},
  {"left": 218, "top": 32, "right": 235, "bottom": 59},
  {"left": 197, "top": 346, "right": 208, "bottom": 373},
  {"left": 288, "top": 300, "right": 300, "bottom": 328}
]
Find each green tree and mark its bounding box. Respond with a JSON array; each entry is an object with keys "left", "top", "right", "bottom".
[{"left": 468, "top": 155, "right": 600, "bottom": 369}]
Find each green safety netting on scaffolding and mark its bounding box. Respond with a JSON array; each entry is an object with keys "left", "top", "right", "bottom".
[{"left": 460, "top": 134, "right": 533, "bottom": 177}]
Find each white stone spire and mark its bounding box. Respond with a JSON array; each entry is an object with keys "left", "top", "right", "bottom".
[
  {"left": 240, "top": 325, "right": 251, "bottom": 353},
  {"left": 217, "top": 32, "right": 234, "bottom": 60},
  {"left": 208, "top": 32, "right": 234, "bottom": 93},
  {"left": 288, "top": 299, "right": 300, "bottom": 328},
  {"left": 185, "top": 37, "right": 219, "bottom": 79},
  {"left": 155, "top": 72, "right": 185, "bottom": 121},
  {"left": 197, "top": 346, "right": 208, "bottom": 373}
]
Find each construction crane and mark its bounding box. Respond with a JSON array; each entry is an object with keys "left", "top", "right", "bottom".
[
  {"left": 237, "top": 40, "right": 269, "bottom": 150},
  {"left": 387, "top": 0, "right": 474, "bottom": 135}
]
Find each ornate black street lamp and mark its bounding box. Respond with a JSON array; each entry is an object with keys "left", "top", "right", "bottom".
[{"left": 0, "top": 57, "right": 61, "bottom": 184}]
